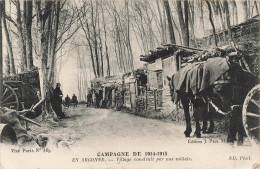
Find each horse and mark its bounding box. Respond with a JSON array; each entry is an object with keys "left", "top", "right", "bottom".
[{"left": 167, "top": 53, "right": 258, "bottom": 144}]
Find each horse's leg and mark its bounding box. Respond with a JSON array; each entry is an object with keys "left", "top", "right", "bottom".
[
  {"left": 207, "top": 111, "right": 214, "bottom": 134},
  {"left": 235, "top": 106, "right": 245, "bottom": 146},
  {"left": 193, "top": 105, "right": 201, "bottom": 138},
  {"left": 202, "top": 108, "right": 208, "bottom": 133},
  {"left": 227, "top": 109, "right": 237, "bottom": 144},
  {"left": 181, "top": 98, "right": 192, "bottom": 137}
]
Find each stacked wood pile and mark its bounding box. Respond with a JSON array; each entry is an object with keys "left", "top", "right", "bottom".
[
  {"left": 3, "top": 69, "right": 40, "bottom": 90},
  {"left": 191, "top": 14, "right": 260, "bottom": 75},
  {"left": 3, "top": 70, "right": 40, "bottom": 112},
  {"left": 191, "top": 14, "right": 260, "bottom": 49}
]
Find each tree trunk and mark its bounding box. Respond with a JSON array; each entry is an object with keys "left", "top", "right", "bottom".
[
  {"left": 76, "top": 3, "right": 97, "bottom": 78},
  {"left": 176, "top": 1, "right": 189, "bottom": 46},
  {"left": 199, "top": 1, "right": 205, "bottom": 36},
  {"left": 5, "top": 52, "right": 10, "bottom": 75},
  {"left": 223, "top": 0, "right": 232, "bottom": 42},
  {"left": 163, "top": 0, "right": 176, "bottom": 44},
  {"left": 184, "top": 0, "right": 189, "bottom": 46},
  {"left": 49, "top": 1, "right": 61, "bottom": 86},
  {"left": 211, "top": 1, "right": 226, "bottom": 31},
  {"left": 206, "top": 0, "right": 217, "bottom": 46},
  {"left": 188, "top": 1, "right": 195, "bottom": 37},
  {"left": 24, "top": 1, "right": 34, "bottom": 70},
  {"left": 254, "top": 0, "right": 259, "bottom": 14},
  {"left": 16, "top": 0, "right": 27, "bottom": 72},
  {"left": 0, "top": 1, "right": 3, "bottom": 106},
  {"left": 91, "top": 1, "right": 100, "bottom": 77},
  {"left": 101, "top": 5, "right": 110, "bottom": 76},
  {"left": 97, "top": 11, "right": 104, "bottom": 77},
  {"left": 126, "top": 0, "right": 134, "bottom": 70},
  {"left": 248, "top": 0, "right": 251, "bottom": 18},
  {"left": 36, "top": 1, "right": 53, "bottom": 117},
  {"left": 243, "top": 0, "right": 248, "bottom": 21},
  {"left": 156, "top": 0, "right": 165, "bottom": 43},
  {"left": 232, "top": 0, "right": 238, "bottom": 25},
  {"left": 3, "top": 0, "right": 15, "bottom": 75}
]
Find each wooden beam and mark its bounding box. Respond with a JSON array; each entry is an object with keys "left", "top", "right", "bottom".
[{"left": 163, "top": 44, "right": 203, "bottom": 52}]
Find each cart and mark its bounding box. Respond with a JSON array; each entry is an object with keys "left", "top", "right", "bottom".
[
  {"left": 1, "top": 81, "right": 40, "bottom": 111},
  {"left": 242, "top": 84, "right": 260, "bottom": 144}
]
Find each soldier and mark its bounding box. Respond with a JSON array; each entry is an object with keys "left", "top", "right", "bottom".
[
  {"left": 72, "top": 94, "right": 78, "bottom": 107},
  {"left": 51, "top": 83, "right": 66, "bottom": 119},
  {"left": 87, "top": 92, "right": 93, "bottom": 107},
  {"left": 65, "top": 95, "right": 71, "bottom": 108}
]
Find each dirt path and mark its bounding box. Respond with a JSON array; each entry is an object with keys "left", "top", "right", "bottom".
[
  {"left": 31, "top": 105, "right": 228, "bottom": 149},
  {"left": 1, "top": 105, "right": 259, "bottom": 169}
]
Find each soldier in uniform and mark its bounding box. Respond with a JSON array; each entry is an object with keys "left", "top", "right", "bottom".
[{"left": 51, "top": 83, "right": 66, "bottom": 119}]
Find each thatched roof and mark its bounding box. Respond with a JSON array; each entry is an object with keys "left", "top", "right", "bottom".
[{"left": 140, "top": 45, "right": 201, "bottom": 63}]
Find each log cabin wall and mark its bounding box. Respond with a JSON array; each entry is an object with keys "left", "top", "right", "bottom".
[
  {"left": 145, "top": 56, "right": 176, "bottom": 114},
  {"left": 161, "top": 56, "right": 177, "bottom": 114}
]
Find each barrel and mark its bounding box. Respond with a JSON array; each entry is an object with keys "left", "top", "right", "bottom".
[{"left": 0, "top": 124, "right": 17, "bottom": 144}]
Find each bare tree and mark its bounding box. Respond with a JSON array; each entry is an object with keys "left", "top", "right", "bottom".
[
  {"left": 23, "top": 1, "right": 34, "bottom": 70},
  {"left": 156, "top": 0, "right": 166, "bottom": 43},
  {"left": 242, "top": 0, "right": 249, "bottom": 21},
  {"left": 211, "top": 0, "right": 226, "bottom": 32},
  {"left": 101, "top": 4, "right": 110, "bottom": 76},
  {"left": 176, "top": 0, "right": 189, "bottom": 46},
  {"left": 16, "top": 0, "right": 27, "bottom": 71},
  {"left": 253, "top": 0, "right": 259, "bottom": 14},
  {"left": 206, "top": 0, "right": 217, "bottom": 46},
  {"left": 2, "top": 0, "right": 15, "bottom": 75},
  {"left": 199, "top": 1, "right": 205, "bottom": 36},
  {"left": 231, "top": 0, "right": 238, "bottom": 25},
  {"left": 163, "top": 0, "right": 176, "bottom": 44},
  {"left": 0, "top": 1, "right": 3, "bottom": 106},
  {"left": 223, "top": 0, "right": 232, "bottom": 42},
  {"left": 35, "top": 1, "right": 62, "bottom": 117},
  {"left": 4, "top": 52, "right": 10, "bottom": 75},
  {"left": 75, "top": 2, "right": 98, "bottom": 78}
]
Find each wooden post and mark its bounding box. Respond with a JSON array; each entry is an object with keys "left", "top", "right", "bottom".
[
  {"left": 129, "top": 83, "right": 132, "bottom": 109},
  {"left": 0, "top": 2, "right": 3, "bottom": 107},
  {"left": 111, "top": 89, "right": 115, "bottom": 108},
  {"left": 145, "top": 85, "right": 148, "bottom": 110},
  {"left": 178, "top": 55, "right": 182, "bottom": 70},
  {"left": 134, "top": 80, "right": 137, "bottom": 109},
  {"left": 154, "top": 89, "right": 157, "bottom": 111}
]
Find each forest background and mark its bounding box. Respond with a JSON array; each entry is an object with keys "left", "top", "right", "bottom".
[{"left": 0, "top": 0, "right": 259, "bottom": 101}]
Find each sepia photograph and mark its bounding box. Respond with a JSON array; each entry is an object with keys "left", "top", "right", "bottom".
[{"left": 0, "top": 0, "right": 260, "bottom": 168}]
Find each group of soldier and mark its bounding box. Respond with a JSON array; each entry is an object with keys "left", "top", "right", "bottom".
[
  {"left": 50, "top": 83, "right": 100, "bottom": 119},
  {"left": 64, "top": 94, "right": 78, "bottom": 108},
  {"left": 51, "top": 83, "right": 78, "bottom": 119}
]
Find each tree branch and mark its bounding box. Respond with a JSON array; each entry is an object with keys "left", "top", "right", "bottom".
[
  {"left": 55, "top": 25, "right": 81, "bottom": 53},
  {"left": 5, "top": 14, "right": 17, "bottom": 28}
]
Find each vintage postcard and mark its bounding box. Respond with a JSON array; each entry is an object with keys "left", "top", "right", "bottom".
[{"left": 0, "top": 0, "right": 260, "bottom": 169}]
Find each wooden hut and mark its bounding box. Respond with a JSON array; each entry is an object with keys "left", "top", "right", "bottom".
[
  {"left": 122, "top": 67, "right": 147, "bottom": 111},
  {"left": 90, "top": 75, "right": 123, "bottom": 108},
  {"left": 140, "top": 45, "right": 198, "bottom": 113}
]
